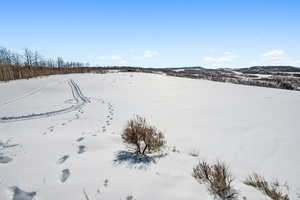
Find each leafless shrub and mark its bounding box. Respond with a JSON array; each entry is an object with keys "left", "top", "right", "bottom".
[
  {"left": 121, "top": 115, "right": 166, "bottom": 155},
  {"left": 244, "top": 173, "right": 289, "bottom": 200},
  {"left": 192, "top": 160, "right": 238, "bottom": 200}
]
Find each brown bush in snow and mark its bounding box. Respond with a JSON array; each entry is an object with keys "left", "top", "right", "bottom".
[
  {"left": 192, "top": 160, "right": 238, "bottom": 200},
  {"left": 121, "top": 115, "right": 165, "bottom": 155},
  {"left": 244, "top": 173, "right": 289, "bottom": 200}
]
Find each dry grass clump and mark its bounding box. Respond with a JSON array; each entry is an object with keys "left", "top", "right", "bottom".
[
  {"left": 122, "top": 115, "right": 165, "bottom": 155},
  {"left": 244, "top": 173, "right": 289, "bottom": 200},
  {"left": 192, "top": 160, "right": 238, "bottom": 200}
]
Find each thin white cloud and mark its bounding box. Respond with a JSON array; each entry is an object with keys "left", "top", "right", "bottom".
[
  {"left": 143, "top": 50, "right": 159, "bottom": 58},
  {"left": 260, "top": 56, "right": 299, "bottom": 66},
  {"left": 111, "top": 56, "right": 122, "bottom": 60},
  {"left": 203, "top": 52, "right": 238, "bottom": 62},
  {"left": 96, "top": 55, "right": 128, "bottom": 65},
  {"left": 120, "top": 60, "right": 128, "bottom": 64},
  {"left": 208, "top": 48, "right": 216, "bottom": 53},
  {"left": 203, "top": 57, "right": 217, "bottom": 62},
  {"left": 97, "top": 55, "right": 123, "bottom": 60},
  {"left": 223, "top": 51, "right": 233, "bottom": 55},
  {"left": 262, "top": 49, "right": 285, "bottom": 57},
  {"left": 96, "top": 49, "right": 159, "bottom": 65},
  {"left": 219, "top": 55, "right": 238, "bottom": 62},
  {"left": 130, "top": 50, "right": 160, "bottom": 60},
  {"left": 256, "top": 49, "right": 299, "bottom": 66},
  {"left": 97, "top": 56, "right": 106, "bottom": 60}
]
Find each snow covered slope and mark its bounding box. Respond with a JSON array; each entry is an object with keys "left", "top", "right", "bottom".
[{"left": 0, "top": 73, "right": 299, "bottom": 200}]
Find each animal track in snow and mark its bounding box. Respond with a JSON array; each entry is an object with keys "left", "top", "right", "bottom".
[
  {"left": 0, "top": 156, "right": 13, "bottom": 163},
  {"left": 10, "top": 186, "right": 37, "bottom": 200},
  {"left": 47, "top": 126, "right": 55, "bottom": 133},
  {"left": 0, "top": 139, "right": 21, "bottom": 163},
  {"left": 43, "top": 110, "right": 83, "bottom": 135},
  {"left": 98, "top": 101, "right": 115, "bottom": 134},
  {"left": 60, "top": 169, "right": 71, "bottom": 183},
  {"left": 76, "top": 137, "right": 84, "bottom": 142},
  {"left": 78, "top": 145, "right": 87, "bottom": 154},
  {"left": 103, "top": 179, "right": 109, "bottom": 187},
  {"left": 57, "top": 155, "right": 69, "bottom": 164},
  {"left": 126, "top": 195, "right": 135, "bottom": 200}
]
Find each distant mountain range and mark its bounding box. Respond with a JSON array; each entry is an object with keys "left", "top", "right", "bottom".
[
  {"left": 233, "top": 66, "right": 300, "bottom": 73},
  {"left": 161, "top": 65, "right": 300, "bottom": 90},
  {"left": 165, "top": 66, "right": 300, "bottom": 73},
  {"left": 164, "top": 66, "right": 300, "bottom": 73}
]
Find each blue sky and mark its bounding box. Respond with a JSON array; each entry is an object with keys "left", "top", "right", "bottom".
[{"left": 1, "top": 0, "right": 299, "bottom": 68}]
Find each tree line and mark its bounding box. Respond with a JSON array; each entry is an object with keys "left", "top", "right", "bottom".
[
  {"left": 0, "top": 47, "right": 90, "bottom": 68},
  {"left": 0, "top": 47, "right": 104, "bottom": 81}
]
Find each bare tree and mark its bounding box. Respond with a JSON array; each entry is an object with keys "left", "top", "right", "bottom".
[
  {"left": 0, "top": 47, "right": 12, "bottom": 64},
  {"left": 49, "top": 58, "right": 57, "bottom": 67},
  {"left": 33, "top": 51, "right": 42, "bottom": 66},
  {"left": 23, "top": 48, "right": 34, "bottom": 66},
  {"left": 57, "top": 57, "right": 64, "bottom": 68},
  {"left": 11, "top": 53, "right": 22, "bottom": 65}
]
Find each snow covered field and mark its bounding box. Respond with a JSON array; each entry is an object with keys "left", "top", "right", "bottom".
[{"left": 0, "top": 72, "right": 300, "bottom": 200}]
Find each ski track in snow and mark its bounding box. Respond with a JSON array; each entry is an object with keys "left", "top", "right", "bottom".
[
  {"left": 3, "top": 76, "right": 121, "bottom": 199},
  {"left": 3, "top": 76, "right": 124, "bottom": 198},
  {"left": 0, "top": 82, "right": 54, "bottom": 109},
  {"left": 0, "top": 79, "right": 90, "bottom": 123}
]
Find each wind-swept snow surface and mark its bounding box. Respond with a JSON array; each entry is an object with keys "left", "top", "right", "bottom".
[{"left": 0, "top": 73, "right": 300, "bottom": 200}]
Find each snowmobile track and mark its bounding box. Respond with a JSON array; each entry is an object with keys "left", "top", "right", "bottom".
[{"left": 0, "top": 79, "right": 89, "bottom": 123}]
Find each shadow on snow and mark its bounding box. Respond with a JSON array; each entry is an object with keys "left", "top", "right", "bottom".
[{"left": 113, "top": 150, "right": 167, "bottom": 169}]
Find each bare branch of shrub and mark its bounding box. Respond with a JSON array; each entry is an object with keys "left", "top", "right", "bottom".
[{"left": 244, "top": 173, "right": 289, "bottom": 200}]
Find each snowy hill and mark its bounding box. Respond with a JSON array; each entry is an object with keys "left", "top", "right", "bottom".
[{"left": 0, "top": 72, "right": 300, "bottom": 200}]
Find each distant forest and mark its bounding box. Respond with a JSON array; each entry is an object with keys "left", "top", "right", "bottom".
[
  {"left": 0, "top": 47, "right": 106, "bottom": 81},
  {"left": 0, "top": 47, "right": 89, "bottom": 68}
]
